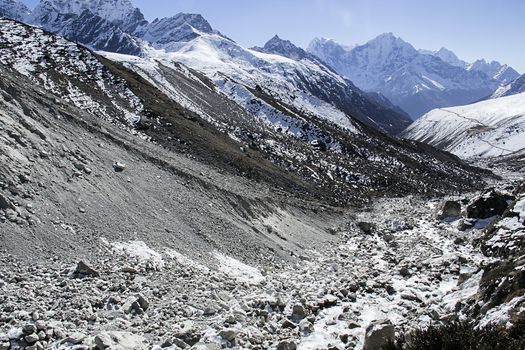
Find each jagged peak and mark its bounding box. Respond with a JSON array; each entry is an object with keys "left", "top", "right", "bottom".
[{"left": 252, "top": 34, "right": 312, "bottom": 61}]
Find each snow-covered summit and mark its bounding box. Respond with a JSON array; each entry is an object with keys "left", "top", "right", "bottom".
[
  {"left": 0, "top": 0, "right": 30, "bottom": 21},
  {"left": 432, "top": 47, "right": 466, "bottom": 68}
]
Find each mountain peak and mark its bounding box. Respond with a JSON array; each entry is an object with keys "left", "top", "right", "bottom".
[
  {"left": 141, "top": 13, "right": 218, "bottom": 48},
  {"left": 253, "top": 35, "right": 310, "bottom": 61},
  {"left": 433, "top": 47, "right": 466, "bottom": 67}
]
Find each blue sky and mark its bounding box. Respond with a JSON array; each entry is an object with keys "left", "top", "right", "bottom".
[{"left": 22, "top": 0, "right": 524, "bottom": 72}]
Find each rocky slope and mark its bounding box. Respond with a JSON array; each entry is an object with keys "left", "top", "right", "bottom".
[
  {"left": 307, "top": 36, "right": 519, "bottom": 119},
  {"left": 403, "top": 92, "right": 525, "bottom": 159}
]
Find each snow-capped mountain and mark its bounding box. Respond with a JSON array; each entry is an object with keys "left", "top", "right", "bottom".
[
  {"left": 30, "top": 0, "right": 147, "bottom": 33},
  {"left": 27, "top": 0, "right": 144, "bottom": 55},
  {"left": 429, "top": 47, "right": 466, "bottom": 68},
  {"left": 420, "top": 49, "right": 519, "bottom": 85},
  {"left": 308, "top": 34, "right": 518, "bottom": 118},
  {"left": 0, "top": 0, "right": 30, "bottom": 20},
  {"left": 249, "top": 35, "right": 412, "bottom": 133},
  {"left": 491, "top": 72, "right": 525, "bottom": 98},
  {"left": 403, "top": 92, "right": 525, "bottom": 159},
  {"left": 6, "top": 1, "right": 411, "bottom": 133}
]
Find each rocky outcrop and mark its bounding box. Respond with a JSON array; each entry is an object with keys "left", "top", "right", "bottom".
[{"left": 467, "top": 190, "right": 512, "bottom": 219}]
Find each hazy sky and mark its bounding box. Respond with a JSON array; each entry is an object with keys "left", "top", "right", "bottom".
[{"left": 22, "top": 0, "right": 524, "bottom": 72}]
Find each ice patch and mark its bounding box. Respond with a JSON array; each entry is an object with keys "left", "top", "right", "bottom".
[
  {"left": 165, "top": 249, "right": 210, "bottom": 272},
  {"left": 213, "top": 252, "right": 264, "bottom": 284}
]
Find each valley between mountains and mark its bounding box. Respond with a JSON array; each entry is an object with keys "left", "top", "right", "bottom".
[{"left": 0, "top": 1, "right": 524, "bottom": 350}]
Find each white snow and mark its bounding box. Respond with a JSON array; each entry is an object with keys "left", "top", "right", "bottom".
[
  {"left": 102, "top": 31, "right": 359, "bottom": 134},
  {"left": 514, "top": 197, "right": 525, "bottom": 223}
]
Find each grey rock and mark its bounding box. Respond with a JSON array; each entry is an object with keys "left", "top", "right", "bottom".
[
  {"left": 358, "top": 221, "right": 376, "bottom": 235},
  {"left": 113, "top": 162, "right": 127, "bottom": 172},
  {"left": 467, "top": 190, "right": 510, "bottom": 219},
  {"left": 74, "top": 261, "right": 100, "bottom": 278},
  {"left": 64, "top": 332, "right": 86, "bottom": 345},
  {"left": 94, "top": 332, "right": 147, "bottom": 350},
  {"left": 22, "top": 324, "right": 37, "bottom": 335},
  {"left": 218, "top": 328, "right": 238, "bottom": 342},
  {"left": 364, "top": 319, "right": 395, "bottom": 350},
  {"left": 291, "top": 304, "right": 306, "bottom": 321},
  {"left": 25, "top": 333, "right": 40, "bottom": 344},
  {"left": 0, "top": 341, "right": 10, "bottom": 350},
  {"left": 298, "top": 319, "right": 314, "bottom": 335},
  {"left": 438, "top": 200, "right": 461, "bottom": 219}
]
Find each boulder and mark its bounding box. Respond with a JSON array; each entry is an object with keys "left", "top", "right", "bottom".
[
  {"left": 358, "top": 222, "right": 376, "bottom": 235},
  {"left": 467, "top": 190, "right": 510, "bottom": 219},
  {"left": 218, "top": 328, "right": 238, "bottom": 342},
  {"left": 291, "top": 304, "right": 306, "bottom": 321},
  {"left": 122, "top": 294, "right": 149, "bottom": 314},
  {"left": 438, "top": 200, "right": 461, "bottom": 219},
  {"left": 113, "top": 162, "right": 127, "bottom": 172},
  {"left": 364, "top": 319, "right": 395, "bottom": 350},
  {"left": 0, "top": 193, "right": 14, "bottom": 210},
  {"left": 74, "top": 261, "right": 100, "bottom": 278},
  {"left": 63, "top": 332, "right": 86, "bottom": 345}
]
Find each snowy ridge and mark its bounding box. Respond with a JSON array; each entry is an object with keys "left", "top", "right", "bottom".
[
  {"left": 120, "top": 33, "right": 360, "bottom": 133},
  {"left": 403, "top": 92, "right": 525, "bottom": 159}
]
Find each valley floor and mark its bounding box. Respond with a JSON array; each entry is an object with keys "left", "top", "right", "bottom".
[{"left": 1, "top": 166, "right": 523, "bottom": 350}]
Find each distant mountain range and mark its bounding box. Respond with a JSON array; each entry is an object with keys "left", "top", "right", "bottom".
[
  {"left": 1, "top": 0, "right": 415, "bottom": 134},
  {"left": 308, "top": 36, "right": 520, "bottom": 118},
  {"left": 0, "top": 0, "right": 487, "bottom": 208}
]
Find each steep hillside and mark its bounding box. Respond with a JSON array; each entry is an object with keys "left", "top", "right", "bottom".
[{"left": 403, "top": 92, "right": 525, "bottom": 159}]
